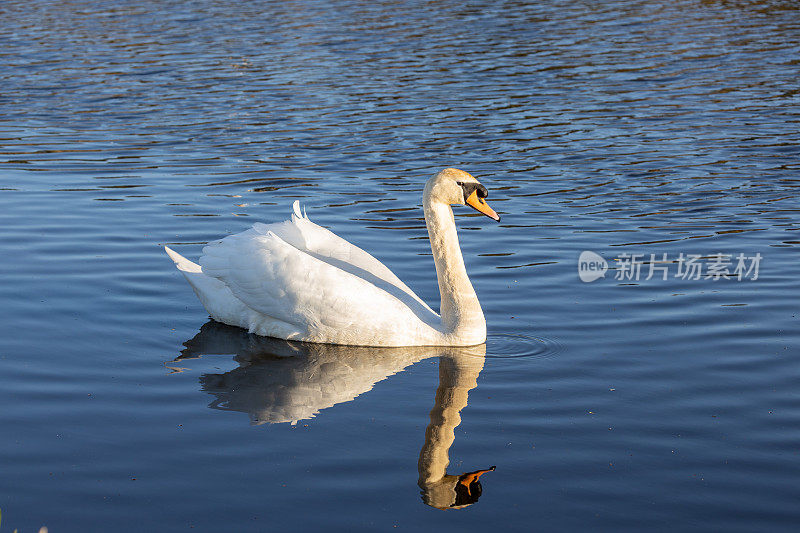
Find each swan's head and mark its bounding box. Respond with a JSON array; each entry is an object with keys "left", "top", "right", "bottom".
[
  {"left": 424, "top": 168, "right": 500, "bottom": 221},
  {"left": 420, "top": 466, "right": 496, "bottom": 510}
]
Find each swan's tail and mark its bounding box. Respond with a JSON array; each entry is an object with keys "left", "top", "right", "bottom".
[
  {"left": 164, "top": 246, "right": 300, "bottom": 340},
  {"left": 165, "top": 246, "right": 202, "bottom": 273},
  {"left": 164, "top": 246, "right": 245, "bottom": 324},
  {"left": 164, "top": 246, "right": 223, "bottom": 300}
]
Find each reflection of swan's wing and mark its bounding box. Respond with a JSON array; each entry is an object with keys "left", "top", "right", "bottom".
[
  {"left": 198, "top": 343, "right": 436, "bottom": 425},
  {"left": 199, "top": 204, "right": 440, "bottom": 345}
]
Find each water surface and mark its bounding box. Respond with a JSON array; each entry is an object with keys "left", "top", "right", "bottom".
[{"left": 1, "top": 0, "right": 799, "bottom": 531}]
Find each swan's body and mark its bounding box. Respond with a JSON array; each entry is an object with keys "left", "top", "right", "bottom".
[{"left": 165, "top": 168, "right": 500, "bottom": 347}]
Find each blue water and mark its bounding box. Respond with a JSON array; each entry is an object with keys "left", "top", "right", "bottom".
[{"left": 1, "top": 0, "right": 799, "bottom": 531}]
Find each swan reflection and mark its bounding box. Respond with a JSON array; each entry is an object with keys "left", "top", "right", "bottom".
[{"left": 174, "top": 321, "right": 495, "bottom": 509}]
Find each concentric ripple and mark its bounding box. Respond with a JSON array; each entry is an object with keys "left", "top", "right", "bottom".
[{"left": 484, "top": 333, "right": 562, "bottom": 359}]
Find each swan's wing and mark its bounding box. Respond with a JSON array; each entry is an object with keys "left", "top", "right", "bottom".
[
  {"left": 251, "top": 202, "right": 435, "bottom": 315},
  {"left": 199, "top": 220, "right": 438, "bottom": 340}
]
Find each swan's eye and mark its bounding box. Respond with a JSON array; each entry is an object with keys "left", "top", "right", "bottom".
[
  {"left": 460, "top": 181, "right": 488, "bottom": 204},
  {"left": 456, "top": 181, "right": 463, "bottom": 186}
]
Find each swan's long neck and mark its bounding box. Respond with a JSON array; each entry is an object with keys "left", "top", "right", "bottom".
[{"left": 424, "top": 195, "right": 486, "bottom": 342}]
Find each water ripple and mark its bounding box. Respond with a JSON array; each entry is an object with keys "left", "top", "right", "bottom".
[{"left": 485, "top": 333, "right": 562, "bottom": 360}]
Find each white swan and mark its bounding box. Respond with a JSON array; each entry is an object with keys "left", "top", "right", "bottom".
[{"left": 165, "top": 168, "right": 500, "bottom": 347}]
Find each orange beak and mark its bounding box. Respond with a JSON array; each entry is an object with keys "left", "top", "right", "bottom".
[
  {"left": 465, "top": 190, "right": 500, "bottom": 221},
  {"left": 457, "top": 466, "right": 496, "bottom": 494}
]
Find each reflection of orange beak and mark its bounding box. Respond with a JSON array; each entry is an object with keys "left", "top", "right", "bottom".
[
  {"left": 457, "top": 466, "right": 496, "bottom": 495},
  {"left": 465, "top": 190, "right": 500, "bottom": 221}
]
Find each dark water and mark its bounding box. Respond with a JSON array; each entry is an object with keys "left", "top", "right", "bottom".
[{"left": 1, "top": 0, "right": 799, "bottom": 531}]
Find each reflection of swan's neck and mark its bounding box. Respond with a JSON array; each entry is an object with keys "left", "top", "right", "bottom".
[
  {"left": 424, "top": 197, "right": 486, "bottom": 341},
  {"left": 417, "top": 354, "right": 485, "bottom": 486}
]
